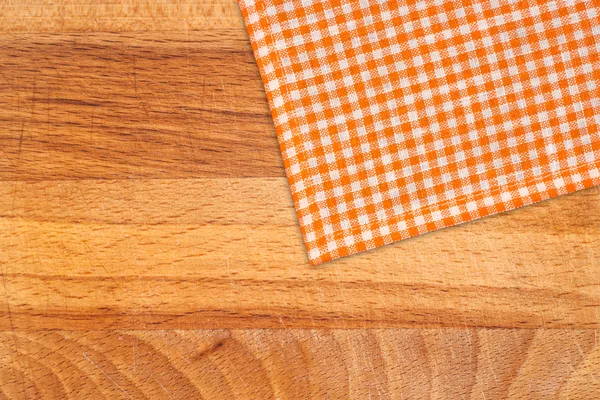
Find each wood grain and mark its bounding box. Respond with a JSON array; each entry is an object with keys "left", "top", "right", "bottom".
[
  {"left": 2, "top": 0, "right": 600, "bottom": 396},
  {"left": 2, "top": 178, "right": 600, "bottom": 329},
  {"left": 1, "top": 329, "right": 599, "bottom": 399},
  {"left": 0, "top": 31, "right": 282, "bottom": 180},
  {"left": 1, "top": 0, "right": 600, "bottom": 330},
  {"left": 0, "top": 0, "right": 245, "bottom": 33}
]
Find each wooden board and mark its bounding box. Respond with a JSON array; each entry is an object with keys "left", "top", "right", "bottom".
[
  {"left": 1, "top": 0, "right": 599, "bottom": 397},
  {"left": 2, "top": 178, "right": 600, "bottom": 330},
  {"left": 2, "top": 329, "right": 600, "bottom": 399}
]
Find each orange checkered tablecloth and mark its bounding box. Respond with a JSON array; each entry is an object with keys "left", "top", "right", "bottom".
[{"left": 238, "top": 0, "right": 600, "bottom": 265}]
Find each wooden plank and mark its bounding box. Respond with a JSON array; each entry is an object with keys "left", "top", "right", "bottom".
[
  {"left": 2, "top": 179, "right": 600, "bottom": 329},
  {"left": 1, "top": 329, "right": 599, "bottom": 399},
  {"left": 0, "top": 31, "right": 283, "bottom": 180},
  {"left": 0, "top": 0, "right": 245, "bottom": 33}
]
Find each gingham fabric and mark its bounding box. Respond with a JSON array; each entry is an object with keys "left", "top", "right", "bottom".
[{"left": 239, "top": 0, "right": 600, "bottom": 265}]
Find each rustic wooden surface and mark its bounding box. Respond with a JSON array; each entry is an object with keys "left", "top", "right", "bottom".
[{"left": 1, "top": 0, "right": 599, "bottom": 398}]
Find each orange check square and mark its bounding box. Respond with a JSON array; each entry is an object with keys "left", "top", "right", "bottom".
[{"left": 238, "top": 0, "right": 600, "bottom": 265}]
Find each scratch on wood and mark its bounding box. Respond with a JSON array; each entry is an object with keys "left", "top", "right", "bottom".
[
  {"left": 153, "top": 377, "right": 173, "bottom": 399},
  {"left": 83, "top": 352, "right": 132, "bottom": 399}
]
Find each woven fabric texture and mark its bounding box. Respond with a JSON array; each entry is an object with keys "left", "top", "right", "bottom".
[{"left": 239, "top": 0, "right": 600, "bottom": 265}]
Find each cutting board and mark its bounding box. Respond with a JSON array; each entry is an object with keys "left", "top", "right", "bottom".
[{"left": 1, "top": 0, "right": 599, "bottom": 397}]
